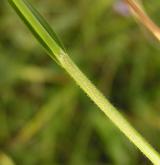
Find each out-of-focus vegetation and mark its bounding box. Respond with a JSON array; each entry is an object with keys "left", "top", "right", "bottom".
[{"left": 0, "top": 0, "right": 160, "bottom": 164}]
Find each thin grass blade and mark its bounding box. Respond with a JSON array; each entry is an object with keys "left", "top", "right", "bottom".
[{"left": 8, "top": 0, "right": 65, "bottom": 63}]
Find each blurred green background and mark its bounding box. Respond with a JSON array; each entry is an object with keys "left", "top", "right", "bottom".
[{"left": 0, "top": 0, "right": 160, "bottom": 164}]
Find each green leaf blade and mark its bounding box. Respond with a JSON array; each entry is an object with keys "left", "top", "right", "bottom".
[{"left": 8, "top": 0, "right": 66, "bottom": 62}]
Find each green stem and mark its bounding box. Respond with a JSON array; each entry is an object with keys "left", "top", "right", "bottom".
[
  {"left": 9, "top": 0, "right": 160, "bottom": 164},
  {"left": 59, "top": 52, "right": 160, "bottom": 164}
]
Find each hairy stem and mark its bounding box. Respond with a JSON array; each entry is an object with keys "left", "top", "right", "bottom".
[{"left": 59, "top": 52, "right": 160, "bottom": 164}]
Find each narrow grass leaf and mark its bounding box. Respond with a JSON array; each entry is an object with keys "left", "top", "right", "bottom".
[{"left": 8, "top": 0, "right": 65, "bottom": 63}]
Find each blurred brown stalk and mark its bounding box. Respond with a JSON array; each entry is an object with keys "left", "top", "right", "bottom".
[{"left": 124, "top": 0, "right": 160, "bottom": 41}]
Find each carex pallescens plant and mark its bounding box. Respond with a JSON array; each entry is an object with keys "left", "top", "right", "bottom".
[{"left": 8, "top": 0, "right": 160, "bottom": 164}]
